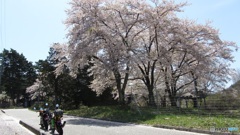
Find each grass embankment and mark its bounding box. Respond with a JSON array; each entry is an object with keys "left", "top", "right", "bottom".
[{"left": 65, "top": 105, "right": 240, "bottom": 132}]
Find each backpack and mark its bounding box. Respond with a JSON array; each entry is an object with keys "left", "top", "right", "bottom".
[{"left": 54, "top": 109, "right": 63, "bottom": 117}]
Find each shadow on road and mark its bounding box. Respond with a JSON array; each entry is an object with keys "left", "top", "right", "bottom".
[{"left": 65, "top": 116, "right": 132, "bottom": 127}]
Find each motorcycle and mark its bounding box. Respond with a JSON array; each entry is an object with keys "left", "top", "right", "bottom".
[
  {"left": 40, "top": 110, "right": 50, "bottom": 131},
  {"left": 39, "top": 109, "right": 44, "bottom": 129},
  {"left": 43, "top": 110, "right": 50, "bottom": 130},
  {"left": 50, "top": 114, "right": 66, "bottom": 135}
]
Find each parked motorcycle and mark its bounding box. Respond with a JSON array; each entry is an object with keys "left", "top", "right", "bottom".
[
  {"left": 42, "top": 110, "right": 50, "bottom": 130},
  {"left": 39, "top": 108, "right": 44, "bottom": 129},
  {"left": 39, "top": 109, "right": 50, "bottom": 130},
  {"left": 50, "top": 112, "right": 66, "bottom": 135}
]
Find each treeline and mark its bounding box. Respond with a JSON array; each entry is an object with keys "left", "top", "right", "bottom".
[
  {"left": 0, "top": 48, "right": 117, "bottom": 109},
  {"left": 0, "top": 48, "right": 239, "bottom": 110},
  {"left": 0, "top": 49, "right": 36, "bottom": 106}
]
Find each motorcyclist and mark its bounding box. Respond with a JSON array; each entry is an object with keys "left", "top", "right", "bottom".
[
  {"left": 42, "top": 108, "right": 50, "bottom": 130},
  {"left": 45, "top": 103, "right": 49, "bottom": 112},
  {"left": 51, "top": 104, "right": 66, "bottom": 134},
  {"left": 54, "top": 104, "right": 65, "bottom": 126},
  {"left": 44, "top": 103, "right": 51, "bottom": 119},
  {"left": 38, "top": 108, "right": 44, "bottom": 129},
  {"left": 50, "top": 104, "right": 60, "bottom": 130}
]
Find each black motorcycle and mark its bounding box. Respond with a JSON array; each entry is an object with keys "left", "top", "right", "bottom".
[
  {"left": 51, "top": 115, "right": 66, "bottom": 135},
  {"left": 42, "top": 110, "right": 50, "bottom": 130}
]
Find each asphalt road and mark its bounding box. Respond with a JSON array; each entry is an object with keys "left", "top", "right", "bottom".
[
  {"left": 3, "top": 109, "right": 209, "bottom": 135},
  {"left": 0, "top": 110, "right": 34, "bottom": 135}
]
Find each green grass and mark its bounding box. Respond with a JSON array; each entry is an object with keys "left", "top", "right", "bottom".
[
  {"left": 65, "top": 105, "right": 240, "bottom": 133},
  {"left": 142, "top": 114, "right": 240, "bottom": 130},
  {"left": 65, "top": 105, "right": 153, "bottom": 123}
]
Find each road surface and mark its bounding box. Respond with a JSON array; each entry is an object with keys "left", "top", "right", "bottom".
[
  {"left": 3, "top": 109, "right": 209, "bottom": 135},
  {"left": 0, "top": 110, "right": 34, "bottom": 135}
]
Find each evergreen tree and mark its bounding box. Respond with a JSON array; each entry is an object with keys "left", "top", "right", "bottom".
[{"left": 1, "top": 49, "right": 36, "bottom": 105}]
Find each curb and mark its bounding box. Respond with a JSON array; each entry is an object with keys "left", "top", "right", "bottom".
[
  {"left": 19, "top": 120, "right": 47, "bottom": 135},
  {"left": 1, "top": 109, "right": 5, "bottom": 113}
]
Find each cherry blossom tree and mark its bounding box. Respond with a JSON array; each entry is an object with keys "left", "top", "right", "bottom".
[
  {"left": 60, "top": 0, "right": 145, "bottom": 104},
  {"left": 26, "top": 79, "right": 45, "bottom": 100},
  {"left": 231, "top": 68, "right": 240, "bottom": 84},
  {"left": 127, "top": 0, "right": 187, "bottom": 106},
  {"left": 59, "top": 0, "right": 189, "bottom": 105},
  {"left": 54, "top": 0, "right": 237, "bottom": 106},
  {"left": 157, "top": 19, "right": 237, "bottom": 106}
]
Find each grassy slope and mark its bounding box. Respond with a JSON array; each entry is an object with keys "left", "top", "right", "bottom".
[{"left": 65, "top": 105, "right": 240, "bottom": 132}]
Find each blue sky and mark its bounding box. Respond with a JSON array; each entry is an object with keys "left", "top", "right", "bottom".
[
  {"left": 1, "top": 0, "right": 239, "bottom": 82},
  {"left": 176, "top": 0, "right": 240, "bottom": 69},
  {"left": 0, "top": 0, "right": 70, "bottom": 62},
  {"left": 176, "top": 0, "right": 240, "bottom": 86}
]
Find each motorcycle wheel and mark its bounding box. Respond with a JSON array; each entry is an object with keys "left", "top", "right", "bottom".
[
  {"left": 40, "top": 124, "right": 44, "bottom": 129},
  {"left": 43, "top": 120, "right": 48, "bottom": 130},
  {"left": 57, "top": 125, "right": 63, "bottom": 135},
  {"left": 51, "top": 129, "right": 55, "bottom": 134}
]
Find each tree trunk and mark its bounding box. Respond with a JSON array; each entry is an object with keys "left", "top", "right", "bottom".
[
  {"left": 193, "top": 98, "right": 198, "bottom": 108},
  {"left": 118, "top": 88, "right": 125, "bottom": 105},
  {"left": 54, "top": 77, "right": 61, "bottom": 104},
  {"left": 161, "top": 95, "right": 167, "bottom": 107},
  {"left": 168, "top": 85, "right": 177, "bottom": 107},
  {"left": 185, "top": 99, "right": 188, "bottom": 108},
  {"left": 11, "top": 98, "right": 15, "bottom": 106},
  {"left": 170, "top": 96, "right": 176, "bottom": 107},
  {"left": 148, "top": 88, "right": 156, "bottom": 106},
  {"left": 191, "top": 72, "right": 198, "bottom": 108},
  {"left": 114, "top": 70, "right": 125, "bottom": 105},
  {"left": 16, "top": 94, "right": 19, "bottom": 105},
  {"left": 137, "top": 61, "right": 157, "bottom": 107}
]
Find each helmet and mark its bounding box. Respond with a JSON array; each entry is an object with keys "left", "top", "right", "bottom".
[
  {"left": 45, "top": 103, "right": 48, "bottom": 106},
  {"left": 56, "top": 104, "right": 59, "bottom": 107}
]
